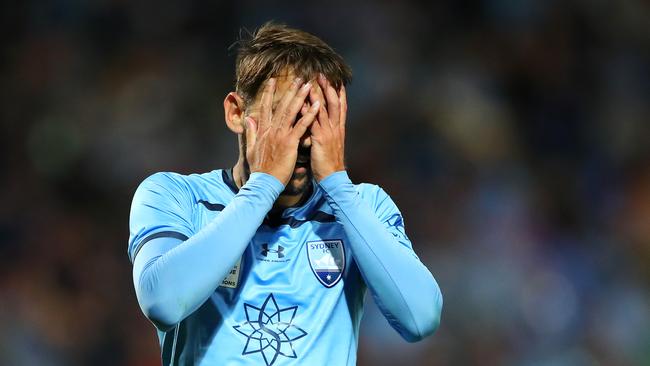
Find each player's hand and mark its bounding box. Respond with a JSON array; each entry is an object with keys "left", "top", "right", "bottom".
[
  {"left": 245, "top": 77, "right": 320, "bottom": 185},
  {"left": 309, "top": 74, "right": 347, "bottom": 182}
]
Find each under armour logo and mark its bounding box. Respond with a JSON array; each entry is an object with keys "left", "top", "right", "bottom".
[{"left": 261, "top": 243, "right": 284, "bottom": 258}]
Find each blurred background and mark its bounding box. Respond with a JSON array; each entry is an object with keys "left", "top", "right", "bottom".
[{"left": 1, "top": 0, "right": 649, "bottom": 365}]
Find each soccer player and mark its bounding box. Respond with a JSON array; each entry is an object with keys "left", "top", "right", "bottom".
[{"left": 128, "top": 22, "right": 442, "bottom": 366}]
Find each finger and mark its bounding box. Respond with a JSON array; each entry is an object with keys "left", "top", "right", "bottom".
[
  {"left": 308, "top": 90, "right": 323, "bottom": 137},
  {"left": 339, "top": 85, "right": 347, "bottom": 137},
  {"left": 244, "top": 116, "right": 257, "bottom": 149},
  {"left": 282, "top": 81, "right": 312, "bottom": 129},
  {"left": 291, "top": 101, "right": 320, "bottom": 139},
  {"left": 308, "top": 85, "right": 321, "bottom": 106},
  {"left": 317, "top": 96, "right": 330, "bottom": 132},
  {"left": 309, "top": 85, "right": 329, "bottom": 130},
  {"left": 308, "top": 99, "right": 323, "bottom": 136},
  {"left": 318, "top": 74, "right": 340, "bottom": 128},
  {"left": 259, "top": 78, "right": 276, "bottom": 130},
  {"left": 310, "top": 115, "right": 322, "bottom": 134},
  {"left": 274, "top": 77, "right": 304, "bottom": 127}
]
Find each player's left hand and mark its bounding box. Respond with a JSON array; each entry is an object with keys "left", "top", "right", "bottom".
[{"left": 309, "top": 74, "right": 347, "bottom": 182}]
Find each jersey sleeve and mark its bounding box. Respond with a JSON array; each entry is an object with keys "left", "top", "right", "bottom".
[
  {"left": 363, "top": 184, "right": 415, "bottom": 253},
  {"left": 319, "top": 171, "right": 442, "bottom": 342},
  {"left": 131, "top": 172, "right": 284, "bottom": 329},
  {"left": 128, "top": 172, "right": 195, "bottom": 263}
]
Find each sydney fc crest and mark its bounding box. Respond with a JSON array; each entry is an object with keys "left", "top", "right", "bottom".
[{"left": 306, "top": 239, "right": 345, "bottom": 287}]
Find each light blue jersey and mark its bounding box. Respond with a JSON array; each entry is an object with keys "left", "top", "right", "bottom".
[{"left": 129, "top": 169, "right": 442, "bottom": 366}]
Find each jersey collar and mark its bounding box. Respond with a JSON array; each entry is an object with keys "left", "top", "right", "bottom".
[{"left": 222, "top": 168, "right": 320, "bottom": 212}]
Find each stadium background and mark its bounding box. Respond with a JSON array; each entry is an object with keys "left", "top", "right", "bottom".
[{"left": 1, "top": 1, "right": 649, "bottom": 365}]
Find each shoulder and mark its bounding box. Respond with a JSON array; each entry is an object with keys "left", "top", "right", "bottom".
[
  {"left": 354, "top": 182, "right": 391, "bottom": 206},
  {"left": 354, "top": 182, "right": 403, "bottom": 220},
  {"left": 139, "top": 171, "right": 190, "bottom": 188},
  {"left": 139, "top": 169, "right": 224, "bottom": 189},
  {"left": 135, "top": 171, "right": 192, "bottom": 199},
  {"left": 133, "top": 170, "right": 223, "bottom": 204}
]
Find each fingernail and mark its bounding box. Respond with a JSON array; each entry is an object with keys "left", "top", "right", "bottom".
[
  {"left": 294, "top": 77, "right": 303, "bottom": 84},
  {"left": 268, "top": 78, "right": 275, "bottom": 85},
  {"left": 303, "top": 82, "right": 312, "bottom": 90},
  {"left": 312, "top": 101, "right": 320, "bottom": 109}
]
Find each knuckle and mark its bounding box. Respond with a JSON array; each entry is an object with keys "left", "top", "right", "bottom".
[{"left": 279, "top": 110, "right": 289, "bottom": 123}]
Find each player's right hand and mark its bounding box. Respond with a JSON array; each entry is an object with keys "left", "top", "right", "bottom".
[{"left": 245, "top": 77, "right": 320, "bottom": 185}]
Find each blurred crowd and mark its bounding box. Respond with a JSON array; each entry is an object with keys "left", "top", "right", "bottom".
[{"left": 1, "top": 1, "right": 649, "bottom": 365}]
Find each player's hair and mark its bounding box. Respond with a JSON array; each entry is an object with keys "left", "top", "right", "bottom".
[{"left": 233, "top": 21, "right": 352, "bottom": 104}]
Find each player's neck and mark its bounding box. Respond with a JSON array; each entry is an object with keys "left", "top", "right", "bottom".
[
  {"left": 275, "top": 189, "right": 308, "bottom": 208},
  {"left": 232, "top": 160, "right": 307, "bottom": 209}
]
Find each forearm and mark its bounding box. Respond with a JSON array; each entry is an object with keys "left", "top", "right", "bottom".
[
  {"left": 133, "top": 173, "right": 283, "bottom": 328},
  {"left": 319, "top": 172, "right": 442, "bottom": 341}
]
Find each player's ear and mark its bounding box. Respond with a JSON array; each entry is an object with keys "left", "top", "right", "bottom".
[{"left": 224, "top": 92, "right": 246, "bottom": 134}]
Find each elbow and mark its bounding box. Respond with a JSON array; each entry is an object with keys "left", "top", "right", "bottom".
[
  {"left": 140, "top": 297, "right": 184, "bottom": 330},
  {"left": 401, "top": 309, "right": 441, "bottom": 343},
  {"left": 401, "top": 283, "right": 443, "bottom": 342},
  {"left": 414, "top": 300, "right": 442, "bottom": 342},
  {"left": 136, "top": 275, "right": 184, "bottom": 330}
]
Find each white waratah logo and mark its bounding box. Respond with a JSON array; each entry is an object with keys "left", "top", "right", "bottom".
[{"left": 233, "top": 293, "right": 307, "bottom": 366}]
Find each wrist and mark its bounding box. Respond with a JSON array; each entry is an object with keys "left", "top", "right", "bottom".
[
  {"left": 250, "top": 166, "right": 290, "bottom": 186},
  {"left": 318, "top": 170, "right": 353, "bottom": 195},
  {"left": 315, "top": 167, "right": 346, "bottom": 183},
  {"left": 245, "top": 172, "right": 286, "bottom": 197}
]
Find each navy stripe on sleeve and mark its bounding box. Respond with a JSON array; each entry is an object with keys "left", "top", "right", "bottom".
[{"left": 132, "top": 231, "right": 190, "bottom": 262}]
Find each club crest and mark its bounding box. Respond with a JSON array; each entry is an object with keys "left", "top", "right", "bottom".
[{"left": 306, "top": 239, "right": 345, "bottom": 287}]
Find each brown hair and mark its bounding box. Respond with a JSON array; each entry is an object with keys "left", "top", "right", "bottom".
[{"left": 233, "top": 21, "right": 352, "bottom": 103}]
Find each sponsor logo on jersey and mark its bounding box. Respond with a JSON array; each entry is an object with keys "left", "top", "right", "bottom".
[
  {"left": 306, "top": 239, "right": 345, "bottom": 287},
  {"left": 233, "top": 293, "right": 307, "bottom": 366},
  {"left": 261, "top": 243, "right": 285, "bottom": 258},
  {"left": 258, "top": 242, "right": 291, "bottom": 263},
  {"left": 220, "top": 257, "right": 242, "bottom": 289}
]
